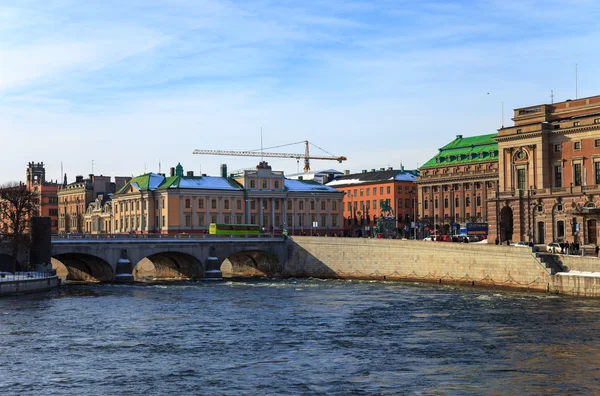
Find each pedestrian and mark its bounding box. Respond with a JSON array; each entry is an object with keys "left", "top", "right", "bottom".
[
  {"left": 495, "top": 237, "right": 499, "bottom": 245},
  {"left": 595, "top": 244, "right": 599, "bottom": 257}
]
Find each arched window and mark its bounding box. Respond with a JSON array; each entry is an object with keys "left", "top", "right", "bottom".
[{"left": 557, "top": 220, "right": 565, "bottom": 238}]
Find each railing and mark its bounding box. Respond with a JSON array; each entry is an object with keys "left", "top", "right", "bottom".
[
  {"left": 0, "top": 270, "right": 57, "bottom": 282},
  {"left": 52, "top": 233, "right": 284, "bottom": 240}
]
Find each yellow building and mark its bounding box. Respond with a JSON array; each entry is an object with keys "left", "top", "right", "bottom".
[{"left": 111, "top": 162, "right": 344, "bottom": 236}]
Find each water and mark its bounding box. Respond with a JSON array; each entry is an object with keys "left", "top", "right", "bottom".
[{"left": 1, "top": 280, "right": 600, "bottom": 395}]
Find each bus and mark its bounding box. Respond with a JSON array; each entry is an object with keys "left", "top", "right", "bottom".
[{"left": 208, "top": 223, "right": 262, "bottom": 235}]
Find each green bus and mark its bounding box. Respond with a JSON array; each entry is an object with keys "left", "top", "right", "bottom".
[{"left": 209, "top": 223, "right": 262, "bottom": 235}]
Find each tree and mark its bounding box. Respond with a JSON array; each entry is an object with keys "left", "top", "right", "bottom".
[{"left": 0, "top": 182, "right": 39, "bottom": 272}]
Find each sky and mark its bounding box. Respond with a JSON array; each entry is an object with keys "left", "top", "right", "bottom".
[{"left": 2, "top": 0, "right": 600, "bottom": 183}]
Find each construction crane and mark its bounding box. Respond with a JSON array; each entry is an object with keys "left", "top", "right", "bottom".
[{"left": 193, "top": 140, "right": 347, "bottom": 173}]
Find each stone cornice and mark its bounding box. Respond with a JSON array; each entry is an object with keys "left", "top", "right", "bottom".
[
  {"left": 416, "top": 172, "right": 498, "bottom": 185},
  {"left": 495, "top": 131, "right": 544, "bottom": 142}
]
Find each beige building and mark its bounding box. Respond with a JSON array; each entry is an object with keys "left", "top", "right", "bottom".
[{"left": 111, "top": 162, "right": 344, "bottom": 236}]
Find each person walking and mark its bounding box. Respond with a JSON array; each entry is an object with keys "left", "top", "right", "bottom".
[{"left": 595, "top": 244, "right": 599, "bottom": 257}]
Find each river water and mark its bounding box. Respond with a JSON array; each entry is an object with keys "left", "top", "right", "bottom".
[{"left": 1, "top": 279, "right": 600, "bottom": 395}]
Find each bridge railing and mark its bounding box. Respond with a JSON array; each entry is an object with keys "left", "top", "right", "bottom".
[
  {"left": 52, "top": 233, "right": 284, "bottom": 240},
  {"left": 0, "top": 270, "right": 57, "bottom": 282}
]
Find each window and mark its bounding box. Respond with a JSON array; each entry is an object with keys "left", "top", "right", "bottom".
[
  {"left": 465, "top": 196, "right": 470, "bottom": 207},
  {"left": 405, "top": 199, "right": 410, "bottom": 208},
  {"left": 250, "top": 180, "right": 256, "bottom": 188},
  {"left": 332, "top": 216, "right": 337, "bottom": 227},
  {"left": 198, "top": 214, "right": 204, "bottom": 226},
  {"left": 516, "top": 129, "right": 522, "bottom": 134},
  {"left": 455, "top": 196, "right": 459, "bottom": 208},
  {"left": 211, "top": 215, "right": 217, "bottom": 224},
  {"left": 444, "top": 197, "right": 448, "bottom": 208},
  {"left": 360, "top": 189, "right": 363, "bottom": 197},
  {"left": 297, "top": 214, "right": 303, "bottom": 226},
  {"left": 398, "top": 199, "right": 402, "bottom": 208},
  {"left": 595, "top": 162, "right": 600, "bottom": 185},
  {"left": 537, "top": 205, "right": 543, "bottom": 213},
  {"left": 476, "top": 196, "right": 481, "bottom": 206},
  {"left": 373, "top": 188, "right": 376, "bottom": 195},
  {"left": 236, "top": 215, "right": 243, "bottom": 224},
  {"left": 262, "top": 180, "right": 267, "bottom": 189},
  {"left": 367, "top": 189, "right": 370, "bottom": 196},
  {"left": 274, "top": 181, "right": 279, "bottom": 189},
  {"left": 211, "top": 199, "right": 217, "bottom": 209},
  {"left": 354, "top": 189, "right": 357, "bottom": 196},
  {"left": 424, "top": 200, "right": 428, "bottom": 210},
  {"left": 251, "top": 200, "right": 256, "bottom": 210},
  {"left": 380, "top": 187, "right": 384, "bottom": 195},
  {"left": 185, "top": 215, "right": 191, "bottom": 226},
  {"left": 198, "top": 199, "right": 204, "bottom": 209},
  {"left": 434, "top": 198, "right": 438, "bottom": 209},
  {"left": 224, "top": 200, "right": 229, "bottom": 210},
  {"left": 287, "top": 215, "right": 293, "bottom": 226},
  {"left": 557, "top": 220, "right": 565, "bottom": 239},
  {"left": 263, "top": 200, "right": 268, "bottom": 210},
  {"left": 595, "top": 118, "right": 600, "bottom": 124},
  {"left": 287, "top": 200, "right": 292, "bottom": 210},
  {"left": 387, "top": 186, "right": 391, "bottom": 194},
  {"left": 185, "top": 198, "right": 190, "bottom": 208},
  {"left": 373, "top": 200, "right": 377, "bottom": 210},
  {"left": 574, "top": 121, "right": 580, "bottom": 127},
  {"left": 251, "top": 215, "right": 257, "bottom": 224},
  {"left": 517, "top": 168, "right": 526, "bottom": 190},
  {"left": 237, "top": 200, "right": 242, "bottom": 210},
  {"left": 162, "top": 216, "right": 165, "bottom": 227},
  {"left": 574, "top": 141, "right": 582, "bottom": 150},
  {"left": 595, "top": 139, "right": 600, "bottom": 148},
  {"left": 321, "top": 215, "right": 327, "bottom": 227},
  {"left": 332, "top": 201, "right": 337, "bottom": 211},
  {"left": 557, "top": 204, "right": 563, "bottom": 212},
  {"left": 554, "top": 165, "right": 562, "bottom": 188},
  {"left": 275, "top": 200, "right": 280, "bottom": 210},
  {"left": 554, "top": 143, "right": 561, "bottom": 152},
  {"left": 321, "top": 201, "right": 326, "bottom": 211},
  {"left": 347, "top": 202, "right": 352, "bottom": 211},
  {"left": 574, "top": 163, "right": 582, "bottom": 186},
  {"left": 310, "top": 201, "right": 315, "bottom": 210},
  {"left": 299, "top": 201, "right": 304, "bottom": 210},
  {"left": 224, "top": 215, "right": 230, "bottom": 224}
]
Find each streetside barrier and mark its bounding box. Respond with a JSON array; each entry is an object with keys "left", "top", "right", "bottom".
[
  {"left": 0, "top": 270, "right": 57, "bottom": 282},
  {"left": 51, "top": 233, "right": 284, "bottom": 240}
]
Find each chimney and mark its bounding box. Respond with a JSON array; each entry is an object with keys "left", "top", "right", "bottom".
[
  {"left": 344, "top": 170, "right": 350, "bottom": 175},
  {"left": 220, "top": 164, "right": 227, "bottom": 178},
  {"left": 362, "top": 170, "right": 367, "bottom": 173},
  {"left": 388, "top": 167, "right": 393, "bottom": 170},
  {"left": 456, "top": 134, "right": 463, "bottom": 139},
  {"left": 298, "top": 176, "right": 303, "bottom": 180},
  {"left": 371, "top": 169, "right": 375, "bottom": 172},
  {"left": 75, "top": 175, "right": 83, "bottom": 183},
  {"left": 186, "top": 171, "right": 194, "bottom": 176},
  {"left": 170, "top": 167, "right": 175, "bottom": 177},
  {"left": 380, "top": 168, "right": 385, "bottom": 171}
]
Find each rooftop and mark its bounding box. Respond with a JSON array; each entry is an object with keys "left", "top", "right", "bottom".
[
  {"left": 420, "top": 133, "right": 498, "bottom": 169},
  {"left": 326, "top": 169, "right": 418, "bottom": 187}
]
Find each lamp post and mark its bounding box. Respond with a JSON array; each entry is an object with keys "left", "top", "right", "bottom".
[{"left": 450, "top": 188, "right": 455, "bottom": 236}]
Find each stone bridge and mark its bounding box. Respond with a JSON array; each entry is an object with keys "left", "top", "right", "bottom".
[{"left": 47, "top": 236, "right": 287, "bottom": 282}]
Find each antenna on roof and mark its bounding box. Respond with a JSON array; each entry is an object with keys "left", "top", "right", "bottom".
[
  {"left": 260, "top": 127, "right": 264, "bottom": 162},
  {"left": 501, "top": 101, "right": 504, "bottom": 128},
  {"left": 550, "top": 90, "right": 554, "bottom": 104},
  {"left": 159, "top": 159, "right": 161, "bottom": 174}
]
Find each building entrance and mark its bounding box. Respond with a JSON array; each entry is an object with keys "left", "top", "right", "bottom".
[
  {"left": 537, "top": 221, "right": 545, "bottom": 244},
  {"left": 587, "top": 219, "right": 597, "bottom": 244},
  {"left": 499, "top": 206, "right": 514, "bottom": 243}
]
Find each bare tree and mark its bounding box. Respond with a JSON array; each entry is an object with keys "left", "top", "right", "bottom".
[{"left": 0, "top": 182, "right": 39, "bottom": 272}]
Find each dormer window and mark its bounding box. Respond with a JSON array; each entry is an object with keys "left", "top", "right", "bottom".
[{"left": 574, "top": 121, "right": 580, "bottom": 127}]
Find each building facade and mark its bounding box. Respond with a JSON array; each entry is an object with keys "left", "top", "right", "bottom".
[
  {"left": 25, "top": 162, "right": 59, "bottom": 232},
  {"left": 327, "top": 167, "right": 419, "bottom": 237},
  {"left": 490, "top": 94, "right": 600, "bottom": 245},
  {"left": 111, "top": 162, "right": 344, "bottom": 236},
  {"left": 417, "top": 134, "right": 499, "bottom": 236},
  {"left": 58, "top": 174, "right": 129, "bottom": 234}
]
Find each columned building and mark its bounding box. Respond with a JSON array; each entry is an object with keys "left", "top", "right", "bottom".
[
  {"left": 111, "top": 162, "right": 344, "bottom": 236},
  {"left": 417, "top": 134, "right": 499, "bottom": 236},
  {"left": 490, "top": 94, "right": 600, "bottom": 245}
]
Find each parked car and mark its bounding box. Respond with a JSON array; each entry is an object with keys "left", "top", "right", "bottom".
[
  {"left": 547, "top": 242, "right": 561, "bottom": 253},
  {"left": 514, "top": 241, "right": 530, "bottom": 248}
]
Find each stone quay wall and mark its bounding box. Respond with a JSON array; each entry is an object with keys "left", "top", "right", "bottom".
[
  {"left": 0, "top": 276, "right": 59, "bottom": 297},
  {"left": 286, "top": 237, "right": 554, "bottom": 293}
]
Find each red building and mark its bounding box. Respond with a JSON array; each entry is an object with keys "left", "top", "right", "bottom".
[
  {"left": 26, "top": 162, "right": 59, "bottom": 233},
  {"left": 327, "top": 167, "right": 419, "bottom": 237}
]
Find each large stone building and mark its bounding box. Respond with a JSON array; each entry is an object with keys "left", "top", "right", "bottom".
[
  {"left": 25, "top": 162, "right": 59, "bottom": 232},
  {"left": 490, "top": 94, "right": 600, "bottom": 245},
  {"left": 327, "top": 167, "right": 419, "bottom": 237},
  {"left": 58, "top": 174, "right": 129, "bottom": 234},
  {"left": 417, "top": 135, "right": 499, "bottom": 236},
  {"left": 110, "top": 162, "right": 344, "bottom": 236}
]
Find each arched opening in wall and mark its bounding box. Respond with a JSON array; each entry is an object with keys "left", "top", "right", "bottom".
[
  {"left": 133, "top": 252, "right": 203, "bottom": 281},
  {"left": 221, "top": 251, "right": 281, "bottom": 278},
  {"left": 499, "top": 206, "right": 514, "bottom": 243},
  {"left": 52, "top": 254, "right": 114, "bottom": 282},
  {"left": 0, "top": 254, "right": 20, "bottom": 272}
]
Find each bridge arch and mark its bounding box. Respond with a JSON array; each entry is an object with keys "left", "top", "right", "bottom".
[
  {"left": 221, "top": 250, "right": 281, "bottom": 278},
  {"left": 133, "top": 252, "right": 203, "bottom": 281},
  {"left": 52, "top": 253, "right": 114, "bottom": 282}
]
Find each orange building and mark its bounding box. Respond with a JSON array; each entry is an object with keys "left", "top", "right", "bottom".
[
  {"left": 111, "top": 162, "right": 344, "bottom": 236},
  {"left": 327, "top": 167, "right": 419, "bottom": 237},
  {"left": 25, "top": 162, "right": 59, "bottom": 232}
]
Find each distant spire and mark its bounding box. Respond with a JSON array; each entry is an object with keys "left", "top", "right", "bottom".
[{"left": 63, "top": 173, "right": 67, "bottom": 186}]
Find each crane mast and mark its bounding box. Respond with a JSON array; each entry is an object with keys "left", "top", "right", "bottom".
[{"left": 193, "top": 140, "right": 346, "bottom": 172}]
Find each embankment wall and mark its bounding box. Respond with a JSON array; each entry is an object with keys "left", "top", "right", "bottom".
[
  {"left": 0, "top": 276, "right": 59, "bottom": 297},
  {"left": 286, "top": 237, "right": 553, "bottom": 292}
]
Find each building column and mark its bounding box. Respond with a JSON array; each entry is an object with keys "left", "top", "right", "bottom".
[{"left": 259, "top": 198, "right": 264, "bottom": 226}]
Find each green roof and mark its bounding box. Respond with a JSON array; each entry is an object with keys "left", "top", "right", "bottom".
[{"left": 421, "top": 133, "right": 498, "bottom": 169}]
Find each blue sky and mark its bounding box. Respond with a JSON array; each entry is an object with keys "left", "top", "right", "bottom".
[{"left": 2, "top": 0, "right": 600, "bottom": 182}]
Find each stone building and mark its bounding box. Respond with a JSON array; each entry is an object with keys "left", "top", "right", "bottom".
[
  {"left": 58, "top": 174, "right": 129, "bottom": 233},
  {"left": 83, "top": 195, "right": 113, "bottom": 234},
  {"left": 25, "top": 162, "right": 59, "bottom": 232},
  {"left": 490, "top": 94, "right": 600, "bottom": 245},
  {"left": 327, "top": 167, "right": 419, "bottom": 237},
  {"left": 111, "top": 162, "right": 344, "bottom": 236},
  {"left": 417, "top": 134, "right": 499, "bottom": 236}
]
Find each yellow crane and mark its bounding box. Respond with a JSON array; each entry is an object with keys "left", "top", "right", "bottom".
[{"left": 192, "top": 140, "right": 346, "bottom": 173}]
